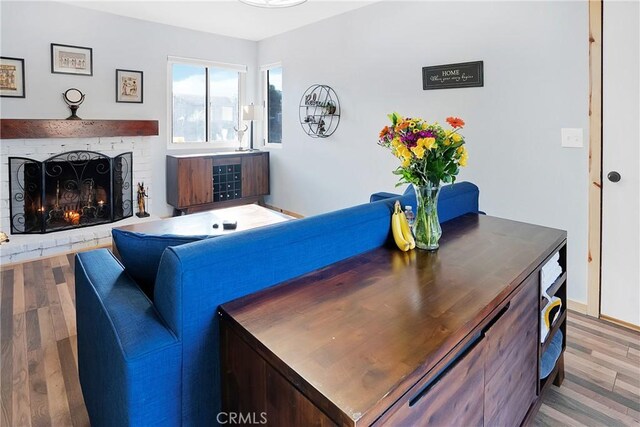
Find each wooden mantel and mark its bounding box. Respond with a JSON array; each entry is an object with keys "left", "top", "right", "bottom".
[{"left": 0, "top": 119, "right": 159, "bottom": 139}]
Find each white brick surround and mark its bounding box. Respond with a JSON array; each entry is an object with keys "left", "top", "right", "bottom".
[{"left": 0, "top": 136, "right": 157, "bottom": 265}]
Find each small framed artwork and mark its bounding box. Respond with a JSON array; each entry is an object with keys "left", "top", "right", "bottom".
[
  {"left": 116, "top": 69, "right": 143, "bottom": 103},
  {"left": 0, "top": 57, "right": 25, "bottom": 98},
  {"left": 51, "top": 43, "right": 93, "bottom": 76}
]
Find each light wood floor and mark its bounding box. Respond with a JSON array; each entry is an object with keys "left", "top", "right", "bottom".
[{"left": 0, "top": 253, "right": 639, "bottom": 427}]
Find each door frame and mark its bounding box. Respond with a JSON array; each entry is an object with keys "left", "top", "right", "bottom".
[{"left": 587, "top": 0, "right": 602, "bottom": 318}]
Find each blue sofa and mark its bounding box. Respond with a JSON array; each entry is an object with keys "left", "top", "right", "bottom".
[{"left": 75, "top": 182, "right": 480, "bottom": 426}]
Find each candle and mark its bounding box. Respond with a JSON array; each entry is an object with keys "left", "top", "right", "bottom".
[{"left": 98, "top": 201, "right": 104, "bottom": 206}]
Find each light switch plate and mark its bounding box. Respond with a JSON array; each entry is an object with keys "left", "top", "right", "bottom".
[{"left": 561, "top": 128, "right": 583, "bottom": 148}]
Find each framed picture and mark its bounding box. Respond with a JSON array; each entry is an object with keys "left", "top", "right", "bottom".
[
  {"left": 116, "top": 69, "right": 143, "bottom": 103},
  {"left": 0, "top": 57, "right": 25, "bottom": 98},
  {"left": 51, "top": 43, "right": 93, "bottom": 76}
]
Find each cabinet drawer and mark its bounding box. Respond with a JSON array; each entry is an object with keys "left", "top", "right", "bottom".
[
  {"left": 377, "top": 336, "right": 485, "bottom": 427},
  {"left": 484, "top": 274, "right": 538, "bottom": 426},
  {"left": 177, "top": 157, "right": 213, "bottom": 207},
  {"left": 484, "top": 275, "right": 538, "bottom": 381},
  {"left": 241, "top": 153, "right": 269, "bottom": 198}
]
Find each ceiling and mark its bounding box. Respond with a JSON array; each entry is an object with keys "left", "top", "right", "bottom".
[{"left": 63, "top": 0, "right": 378, "bottom": 41}]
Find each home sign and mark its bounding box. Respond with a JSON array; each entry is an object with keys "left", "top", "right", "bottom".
[{"left": 422, "top": 61, "right": 483, "bottom": 90}]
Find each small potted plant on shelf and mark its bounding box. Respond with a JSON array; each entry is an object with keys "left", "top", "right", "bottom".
[{"left": 324, "top": 101, "right": 337, "bottom": 115}]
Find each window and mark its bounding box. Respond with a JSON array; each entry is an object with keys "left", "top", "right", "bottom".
[
  {"left": 264, "top": 65, "right": 282, "bottom": 145},
  {"left": 170, "top": 57, "right": 246, "bottom": 145}
]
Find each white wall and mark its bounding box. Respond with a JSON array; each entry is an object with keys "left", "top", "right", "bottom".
[
  {"left": 0, "top": 1, "right": 591, "bottom": 303},
  {"left": 0, "top": 1, "right": 259, "bottom": 217},
  {"left": 258, "top": 1, "right": 590, "bottom": 303}
]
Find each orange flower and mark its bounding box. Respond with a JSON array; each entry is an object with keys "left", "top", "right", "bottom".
[
  {"left": 379, "top": 126, "right": 390, "bottom": 138},
  {"left": 446, "top": 117, "right": 465, "bottom": 128},
  {"left": 396, "top": 121, "right": 409, "bottom": 131}
]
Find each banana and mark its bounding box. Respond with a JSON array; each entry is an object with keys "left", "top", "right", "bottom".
[
  {"left": 399, "top": 209, "right": 416, "bottom": 250},
  {"left": 392, "top": 201, "right": 411, "bottom": 252}
]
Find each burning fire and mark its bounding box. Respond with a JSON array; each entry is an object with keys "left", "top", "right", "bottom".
[{"left": 64, "top": 211, "right": 80, "bottom": 225}]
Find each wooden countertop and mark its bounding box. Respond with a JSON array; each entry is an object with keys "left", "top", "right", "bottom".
[
  {"left": 166, "top": 150, "right": 266, "bottom": 159},
  {"left": 220, "top": 214, "right": 566, "bottom": 425}
]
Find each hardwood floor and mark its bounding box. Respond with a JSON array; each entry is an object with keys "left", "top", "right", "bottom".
[
  {"left": 0, "top": 253, "right": 639, "bottom": 426},
  {"left": 1, "top": 253, "right": 89, "bottom": 427}
]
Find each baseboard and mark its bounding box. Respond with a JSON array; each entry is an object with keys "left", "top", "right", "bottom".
[
  {"left": 567, "top": 299, "right": 588, "bottom": 314},
  {"left": 263, "top": 204, "right": 304, "bottom": 219},
  {"left": 599, "top": 314, "right": 640, "bottom": 332}
]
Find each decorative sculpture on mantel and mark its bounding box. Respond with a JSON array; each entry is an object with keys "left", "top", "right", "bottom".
[
  {"left": 63, "top": 88, "right": 85, "bottom": 120},
  {"left": 136, "top": 182, "right": 150, "bottom": 218}
]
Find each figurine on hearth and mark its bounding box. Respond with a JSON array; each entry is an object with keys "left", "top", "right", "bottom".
[{"left": 136, "top": 182, "right": 150, "bottom": 218}]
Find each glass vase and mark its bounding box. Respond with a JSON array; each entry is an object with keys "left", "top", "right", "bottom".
[{"left": 412, "top": 183, "right": 442, "bottom": 250}]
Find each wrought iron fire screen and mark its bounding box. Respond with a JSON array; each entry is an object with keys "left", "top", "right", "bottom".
[{"left": 8, "top": 150, "right": 133, "bottom": 234}]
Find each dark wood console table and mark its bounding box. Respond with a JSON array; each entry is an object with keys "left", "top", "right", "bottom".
[
  {"left": 220, "top": 214, "right": 568, "bottom": 426},
  {"left": 166, "top": 151, "right": 269, "bottom": 215}
]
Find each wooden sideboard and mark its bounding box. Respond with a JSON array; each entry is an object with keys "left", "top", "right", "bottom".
[
  {"left": 220, "top": 214, "right": 568, "bottom": 426},
  {"left": 166, "top": 151, "right": 269, "bottom": 215}
]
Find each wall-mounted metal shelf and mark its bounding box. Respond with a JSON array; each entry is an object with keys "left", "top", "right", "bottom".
[{"left": 299, "top": 85, "right": 340, "bottom": 138}]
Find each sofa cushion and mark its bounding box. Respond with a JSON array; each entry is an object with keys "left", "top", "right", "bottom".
[{"left": 111, "top": 228, "right": 208, "bottom": 299}]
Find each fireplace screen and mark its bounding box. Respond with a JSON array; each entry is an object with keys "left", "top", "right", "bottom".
[{"left": 9, "top": 151, "right": 133, "bottom": 234}]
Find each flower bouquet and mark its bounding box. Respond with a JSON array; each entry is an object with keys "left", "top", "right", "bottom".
[{"left": 379, "top": 113, "right": 468, "bottom": 250}]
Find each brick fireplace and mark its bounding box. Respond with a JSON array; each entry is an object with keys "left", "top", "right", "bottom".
[
  {"left": 0, "top": 136, "right": 154, "bottom": 264},
  {"left": 9, "top": 150, "right": 133, "bottom": 234}
]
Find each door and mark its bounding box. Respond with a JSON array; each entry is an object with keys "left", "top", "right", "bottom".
[{"left": 601, "top": 0, "right": 640, "bottom": 327}]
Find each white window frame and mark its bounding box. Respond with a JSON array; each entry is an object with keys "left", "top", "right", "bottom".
[
  {"left": 261, "top": 62, "right": 283, "bottom": 149},
  {"left": 167, "top": 56, "right": 247, "bottom": 150}
]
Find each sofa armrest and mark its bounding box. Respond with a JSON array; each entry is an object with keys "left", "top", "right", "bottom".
[
  {"left": 369, "top": 191, "right": 402, "bottom": 202},
  {"left": 75, "top": 249, "right": 182, "bottom": 427}
]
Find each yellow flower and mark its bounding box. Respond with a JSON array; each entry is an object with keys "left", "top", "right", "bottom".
[
  {"left": 402, "top": 157, "right": 411, "bottom": 168},
  {"left": 457, "top": 146, "right": 468, "bottom": 167},
  {"left": 391, "top": 137, "right": 402, "bottom": 148},
  {"left": 409, "top": 121, "right": 416, "bottom": 128},
  {"left": 398, "top": 146, "right": 412, "bottom": 160},
  {"left": 423, "top": 137, "right": 437, "bottom": 150},
  {"left": 411, "top": 145, "right": 426, "bottom": 159},
  {"left": 451, "top": 133, "right": 463, "bottom": 143}
]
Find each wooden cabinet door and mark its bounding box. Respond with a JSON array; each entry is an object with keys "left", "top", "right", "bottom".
[
  {"left": 241, "top": 153, "right": 269, "bottom": 198},
  {"left": 484, "top": 276, "right": 538, "bottom": 427},
  {"left": 177, "top": 157, "right": 212, "bottom": 207},
  {"left": 379, "top": 337, "right": 485, "bottom": 427}
]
